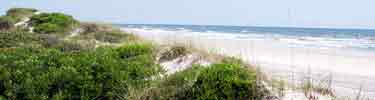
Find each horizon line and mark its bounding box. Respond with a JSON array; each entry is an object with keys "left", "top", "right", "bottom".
[{"left": 113, "top": 23, "right": 375, "bottom": 31}]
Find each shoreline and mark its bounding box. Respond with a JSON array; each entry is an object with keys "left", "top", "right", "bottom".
[{"left": 123, "top": 27, "right": 375, "bottom": 99}]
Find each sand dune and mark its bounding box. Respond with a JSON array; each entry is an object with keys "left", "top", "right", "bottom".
[{"left": 123, "top": 28, "right": 375, "bottom": 99}]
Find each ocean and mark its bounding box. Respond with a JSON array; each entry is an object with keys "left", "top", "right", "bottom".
[{"left": 118, "top": 24, "right": 375, "bottom": 51}]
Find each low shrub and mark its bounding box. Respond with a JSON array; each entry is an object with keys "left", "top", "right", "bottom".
[
  {"left": 6, "top": 8, "right": 37, "bottom": 22},
  {"left": 142, "top": 57, "right": 267, "bottom": 100},
  {"left": 52, "top": 40, "right": 95, "bottom": 52},
  {"left": 80, "top": 22, "right": 119, "bottom": 34},
  {"left": 78, "top": 23, "right": 136, "bottom": 43},
  {"left": 0, "top": 31, "right": 42, "bottom": 48},
  {"left": 0, "top": 16, "right": 16, "bottom": 31},
  {"left": 116, "top": 43, "right": 154, "bottom": 59},
  {"left": 0, "top": 43, "right": 163, "bottom": 99},
  {"left": 158, "top": 65, "right": 204, "bottom": 99},
  {"left": 0, "top": 31, "right": 94, "bottom": 51},
  {"left": 38, "top": 34, "right": 61, "bottom": 47},
  {"left": 30, "top": 13, "right": 78, "bottom": 34},
  {"left": 188, "top": 62, "right": 261, "bottom": 100},
  {"left": 33, "top": 23, "right": 62, "bottom": 34}
]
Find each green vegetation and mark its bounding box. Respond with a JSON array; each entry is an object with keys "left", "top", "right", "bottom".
[
  {"left": 0, "top": 16, "right": 16, "bottom": 31},
  {"left": 80, "top": 22, "right": 119, "bottom": 33},
  {"left": 190, "top": 62, "right": 262, "bottom": 100},
  {"left": 30, "top": 13, "right": 78, "bottom": 34},
  {"left": 0, "top": 44, "right": 163, "bottom": 99},
  {"left": 75, "top": 31, "right": 134, "bottom": 43},
  {"left": 94, "top": 32, "right": 134, "bottom": 43},
  {"left": 140, "top": 58, "right": 268, "bottom": 100},
  {"left": 51, "top": 39, "right": 95, "bottom": 52},
  {"left": 6, "top": 8, "right": 37, "bottom": 22},
  {"left": 136, "top": 65, "right": 204, "bottom": 100},
  {"left": 0, "top": 8, "right": 268, "bottom": 100},
  {"left": 0, "top": 32, "right": 43, "bottom": 48},
  {"left": 0, "top": 31, "right": 94, "bottom": 52},
  {"left": 77, "top": 22, "right": 138, "bottom": 43}
]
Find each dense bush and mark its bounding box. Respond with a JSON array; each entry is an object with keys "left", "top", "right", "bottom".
[
  {"left": 0, "top": 32, "right": 43, "bottom": 48},
  {"left": 142, "top": 58, "right": 267, "bottom": 100},
  {"left": 116, "top": 43, "right": 153, "bottom": 59},
  {"left": 0, "top": 16, "right": 16, "bottom": 31},
  {"left": 33, "top": 23, "right": 62, "bottom": 33},
  {"left": 188, "top": 61, "right": 262, "bottom": 100},
  {"left": 0, "top": 44, "right": 163, "bottom": 100},
  {"left": 30, "top": 13, "right": 78, "bottom": 34},
  {"left": 140, "top": 65, "right": 204, "bottom": 100}
]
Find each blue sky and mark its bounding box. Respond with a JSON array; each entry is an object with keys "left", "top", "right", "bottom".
[{"left": 1, "top": 0, "right": 375, "bottom": 29}]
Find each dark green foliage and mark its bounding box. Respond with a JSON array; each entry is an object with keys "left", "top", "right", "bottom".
[
  {"left": 114, "top": 44, "right": 163, "bottom": 88},
  {"left": 0, "top": 32, "right": 42, "bottom": 48},
  {"left": 30, "top": 13, "right": 78, "bottom": 34},
  {"left": 143, "top": 58, "right": 267, "bottom": 100},
  {"left": 6, "top": 8, "right": 37, "bottom": 22},
  {"left": 0, "top": 16, "right": 16, "bottom": 31},
  {"left": 33, "top": 23, "right": 62, "bottom": 33},
  {"left": 159, "top": 46, "right": 189, "bottom": 62},
  {"left": 163, "top": 65, "right": 203, "bottom": 88},
  {"left": 116, "top": 43, "right": 153, "bottom": 59},
  {"left": 189, "top": 62, "right": 260, "bottom": 100},
  {"left": 0, "top": 44, "right": 162, "bottom": 100},
  {"left": 142, "top": 65, "right": 204, "bottom": 100}
]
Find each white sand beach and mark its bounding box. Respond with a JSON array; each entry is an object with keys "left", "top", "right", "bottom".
[{"left": 123, "top": 28, "right": 375, "bottom": 99}]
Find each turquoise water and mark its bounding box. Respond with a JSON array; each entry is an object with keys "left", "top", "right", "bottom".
[{"left": 118, "top": 24, "right": 375, "bottom": 50}]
